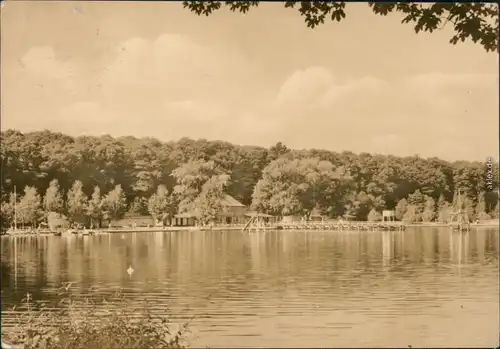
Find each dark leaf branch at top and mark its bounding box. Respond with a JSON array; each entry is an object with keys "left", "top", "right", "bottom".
[{"left": 182, "top": 1, "right": 498, "bottom": 52}]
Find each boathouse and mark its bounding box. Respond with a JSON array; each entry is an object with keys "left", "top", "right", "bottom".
[
  {"left": 216, "top": 194, "right": 248, "bottom": 224},
  {"left": 173, "top": 194, "right": 248, "bottom": 226},
  {"left": 173, "top": 212, "right": 197, "bottom": 227}
]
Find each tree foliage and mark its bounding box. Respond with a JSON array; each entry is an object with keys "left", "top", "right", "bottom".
[
  {"left": 367, "top": 208, "right": 382, "bottom": 222},
  {"left": 47, "top": 212, "right": 69, "bottom": 230},
  {"left": 182, "top": 1, "right": 499, "bottom": 53},
  {"left": 171, "top": 160, "right": 226, "bottom": 213},
  {"left": 17, "top": 186, "right": 43, "bottom": 227},
  {"left": 344, "top": 191, "right": 372, "bottom": 221},
  {"left": 403, "top": 204, "right": 419, "bottom": 223},
  {"left": 1, "top": 129, "right": 498, "bottom": 225},
  {"left": 194, "top": 174, "right": 230, "bottom": 225},
  {"left": 1, "top": 193, "right": 16, "bottom": 228},
  {"left": 394, "top": 198, "right": 408, "bottom": 221},
  {"left": 43, "top": 179, "right": 64, "bottom": 214},
  {"left": 67, "top": 181, "right": 88, "bottom": 225},
  {"left": 252, "top": 157, "right": 352, "bottom": 217},
  {"left": 147, "top": 185, "right": 175, "bottom": 224},
  {"left": 103, "top": 185, "right": 127, "bottom": 220},
  {"left": 86, "top": 186, "right": 104, "bottom": 228},
  {"left": 128, "top": 196, "right": 149, "bottom": 216},
  {"left": 421, "top": 196, "right": 436, "bottom": 222}
]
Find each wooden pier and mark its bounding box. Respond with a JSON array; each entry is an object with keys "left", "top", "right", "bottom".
[{"left": 243, "top": 220, "right": 406, "bottom": 232}]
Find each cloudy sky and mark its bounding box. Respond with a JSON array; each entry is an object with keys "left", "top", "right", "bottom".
[{"left": 1, "top": 1, "right": 498, "bottom": 161}]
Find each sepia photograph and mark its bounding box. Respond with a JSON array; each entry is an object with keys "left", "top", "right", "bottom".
[{"left": 1, "top": 1, "right": 499, "bottom": 348}]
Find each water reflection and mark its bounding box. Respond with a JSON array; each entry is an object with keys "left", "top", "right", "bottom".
[{"left": 1, "top": 228, "right": 499, "bottom": 347}]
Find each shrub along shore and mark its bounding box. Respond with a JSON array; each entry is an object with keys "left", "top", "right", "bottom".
[{"left": 1, "top": 286, "right": 190, "bottom": 349}]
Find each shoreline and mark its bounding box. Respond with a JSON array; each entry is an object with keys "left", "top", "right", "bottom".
[
  {"left": 2, "top": 220, "right": 498, "bottom": 237},
  {"left": 407, "top": 221, "right": 499, "bottom": 228}
]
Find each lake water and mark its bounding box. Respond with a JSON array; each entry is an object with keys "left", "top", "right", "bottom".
[{"left": 1, "top": 228, "right": 499, "bottom": 348}]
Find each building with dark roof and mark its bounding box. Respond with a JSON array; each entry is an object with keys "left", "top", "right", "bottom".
[{"left": 173, "top": 194, "right": 248, "bottom": 226}]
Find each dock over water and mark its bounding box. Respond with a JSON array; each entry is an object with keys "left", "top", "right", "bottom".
[{"left": 244, "top": 220, "right": 406, "bottom": 232}]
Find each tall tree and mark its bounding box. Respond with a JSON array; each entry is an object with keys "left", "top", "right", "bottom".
[
  {"left": 421, "top": 196, "right": 436, "bottom": 222},
  {"left": 407, "top": 190, "right": 426, "bottom": 214},
  {"left": 267, "top": 141, "right": 290, "bottom": 162},
  {"left": 437, "top": 194, "right": 448, "bottom": 210},
  {"left": 475, "top": 191, "right": 487, "bottom": 216},
  {"left": 171, "top": 160, "right": 225, "bottom": 213},
  {"left": 17, "top": 186, "right": 42, "bottom": 228},
  {"left": 103, "top": 185, "right": 127, "bottom": 221},
  {"left": 403, "top": 204, "right": 419, "bottom": 223},
  {"left": 438, "top": 202, "right": 452, "bottom": 223},
  {"left": 128, "top": 196, "right": 149, "bottom": 216},
  {"left": 147, "top": 185, "right": 175, "bottom": 224},
  {"left": 86, "top": 186, "right": 104, "bottom": 228},
  {"left": 394, "top": 198, "right": 408, "bottom": 221},
  {"left": 43, "top": 179, "right": 64, "bottom": 214},
  {"left": 344, "top": 191, "right": 373, "bottom": 221},
  {"left": 193, "top": 174, "right": 230, "bottom": 225},
  {"left": 67, "top": 180, "right": 88, "bottom": 225},
  {"left": 462, "top": 196, "right": 475, "bottom": 220},
  {"left": 1, "top": 193, "right": 17, "bottom": 228}
]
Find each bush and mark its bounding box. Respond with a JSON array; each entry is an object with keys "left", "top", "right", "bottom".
[
  {"left": 477, "top": 212, "right": 491, "bottom": 221},
  {"left": 47, "top": 212, "right": 69, "bottom": 230},
  {"left": 367, "top": 209, "right": 382, "bottom": 222},
  {"left": 2, "top": 285, "right": 191, "bottom": 349}
]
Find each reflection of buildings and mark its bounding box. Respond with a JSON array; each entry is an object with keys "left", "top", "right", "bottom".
[{"left": 382, "top": 231, "right": 392, "bottom": 267}]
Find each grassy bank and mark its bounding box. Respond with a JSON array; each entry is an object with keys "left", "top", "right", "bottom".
[{"left": 1, "top": 285, "right": 191, "bottom": 349}]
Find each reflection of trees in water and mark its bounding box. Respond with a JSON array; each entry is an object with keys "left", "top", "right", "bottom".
[{"left": 1, "top": 229, "right": 498, "bottom": 308}]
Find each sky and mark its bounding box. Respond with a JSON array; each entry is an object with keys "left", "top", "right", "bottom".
[{"left": 1, "top": 1, "right": 498, "bottom": 161}]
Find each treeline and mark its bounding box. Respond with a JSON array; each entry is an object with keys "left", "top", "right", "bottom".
[{"left": 1, "top": 129, "right": 498, "bottom": 228}]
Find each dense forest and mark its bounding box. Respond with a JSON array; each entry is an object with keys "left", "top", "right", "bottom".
[{"left": 1, "top": 129, "right": 498, "bottom": 228}]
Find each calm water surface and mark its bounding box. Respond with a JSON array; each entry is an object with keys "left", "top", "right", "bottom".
[{"left": 1, "top": 228, "right": 499, "bottom": 348}]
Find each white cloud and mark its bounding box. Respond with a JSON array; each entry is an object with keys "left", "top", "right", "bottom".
[
  {"left": 100, "top": 33, "right": 260, "bottom": 106},
  {"left": 275, "top": 66, "right": 334, "bottom": 107},
  {"left": 20, "top": 46, "right": 79, "bottom": 91},
  {"left": 268, "top": 66, "right": 498, "bottom": 160},
  {"left": 7, "top": 36, "right": 498, "bottom": 161}
]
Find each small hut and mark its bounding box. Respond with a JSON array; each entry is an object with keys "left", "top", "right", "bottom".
[
  {"left": 173, "top": 212, "right": 197, "bottom": 227},
  {"left": 382, "top": 210, "right": 396, "bottom": 222}
]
